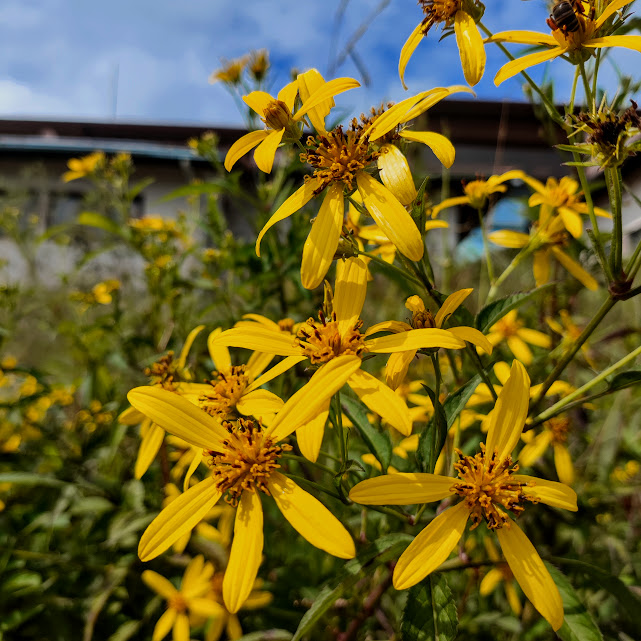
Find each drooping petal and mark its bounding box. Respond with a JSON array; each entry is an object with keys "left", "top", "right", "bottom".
[
  {"left": 514, "top": 474, "right": 577, "bottom": 511},
  {"left": 356, "top": 172, "right": 424, "bottom": 261},
  {"left": 479, "top": 567, "right": 504, "bottom": 596},
  {"left": 268, "top": 355, "right": 362, "bottom": 441},
  {"left": 366, "top": 328, "right": 466, "bottom": 353},
  {"left": 402, "top": 85, "right": 474, "bottom": 122},
  {"left": 268, "top": 471, "right": 355, "bottom": 558},
  {"left": 118, "top": 406, "right": 144, "bottom": 425},
  {"left": 246, "top": 355, "right": 307, "bottom": 392},
  {"left": 507, "top": 335, "right": 533, "bottom": 364},
  {"left": 484, "top": 360, "right": 530, "bottom": 462},
  {"left": 431, "top": 196, "right": 470, "bottom": 218},
  {"left": 152, "top": 609, "right": 177, "bottom": 641},
  {"left": 223, "top": 490, "right": 264, "bottom": 613},
  {"left": 435, "top": 288, "right": 473, "bottom": 327},
  {"left": 142, "top": 570, "right": 177, "bottom": 600},
  {"left": 553, "top": 443, "right": 575, "bottom": 486},
  {"left": 246, "top": 351, "right": 274, "bottom": 380},
  {"left": 349, "top": 472, "right": 456, "bottom": 505},
  {"left": 335, "top": 257, "right": 368, "bottom": 335},
  {"left": 297, "top": 68, "right": 332, "bottom": 134},
  {"left": 293, "top": 77, "right": 360, "bottom": 121},
  {"left": 253, "top": 127, "right": 285, "bottom": 174},
  {"left": 385, "top": 349, "right": 417, "bottom": 390},
  {"left": 255, "top": 178, "right": 321, "bottom": 257},
  {"left": 365, "top": 320, "right": 413, "bottom": 336},
  {"left": 301, "top": 184, "right": 344, "bottom": 290},
  {"left": 207, "top": 329, "right": 232, "bottom": 373},
  {"left": 486, "top": 31, "right": 558, "bottom": 46},
  {"left": 177, "top": 325, "right": 205, "bottom": 370},
  {"left": 182, "top": 448, "right": 203, "bottom": 492},
  {"left": 454, "top": 11, "right": 485, "bottom": 87},
  {"left": 128, "top": 386, "right": 228, "bottom": 450},
  {"left": 494, "top": 47, "right": 566, "bottom": 86},
  {"left": 348, "top": 369, "right": 412, "bottom": 436},
  {"left": 595, "top": 0, "right": 636, "bottom": 28},
  {"left": 448, "top": 327, "right": 494, "bottom": 354},
  {"left": 224, "top": 130, "right": 270, "bottom": 172},
  {"left": 237, "top": 389, "right": 284, "bottom": 417},
  {"left": 377, "top": 144, "right": 417, "bottom": 206},
  {"left": 533, "top": 249, "right": 551, "bottom": 287},
  {"left": 393, "top": 501, "right": 470, "bottom": 590},
  {"left": 296, "top": 401, "right": 330, "bottom": 462},
  {"left": 399, "top": 131, "right": 455, "bottom": 168},
  {"left": 139, "top": 478, "right": 222, "bottom": 561},
  {"left": 209, "top": 326, "right": 300, "bottom": 356},
  {"left": 583, "top": 35, "right": 641, "bottom": 53},
  {"left": 551, "top": 246, "right": 598, "bottom": 290},
  {"left": 488, "top": 230, "right": 530, "bottom": 248},
  {"left": 558, "top": 206, "right": 583, "bottom": 238},
  {"left": 173, "top": 613, "right": 190, "bottom": 641},
  {"left": 135, "top": 421, "right": 164, "bottom": 479},
  {"left": 497, "top": 519, "right": 564, "bottom": 630},
  {"left": 399, "top": 21, "right": 424, "bottom": 89},
  {"left": 518, "top": 431, "right": 554, "bottom": 466},
  {"left": 518, "top": 328, "right": 551, "bottom": 348}
]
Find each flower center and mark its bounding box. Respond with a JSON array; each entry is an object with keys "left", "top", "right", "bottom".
[
  {"left": 297, "top": 311, "right": 368, "bottom": 365},
  {"left": 411, "top": 309, "right": 437, "bottom": 329},
  {"left": 451, "top": 446, "right": 537, "bottom": 530},
  {"left": 546, "top": 417, "right": 570, "bottom": 444},
  {"left": 198, "top": 365, "right": 250, "bottom": 418},
  {"left": 205, "top": 418, "right": 290, "bottom": 506},
  {"left": 493, "top": 316, "right": 522, "bottom": 338},
  {"left": 168, "top": 593, "right": 188, "bottom": 613},
  {"left": 262, "top": 99, "right": 296, "bottom": 134},
  {"left": 418, "top": 0, "right": 461, "bottom": 32},
  {"left": 301, "top": 125, "right": 377, "bottom": 193},
  {"left": 144, "top": 353, "right": 178, "bottom": 391}
]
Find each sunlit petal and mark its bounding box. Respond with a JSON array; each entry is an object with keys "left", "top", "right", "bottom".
[
  {"left": 152, "top": 609, "right": 177, "bottom": 641},
  {"left": 454, "top": 11, "right": 485, "bottom": 86},
  {"left": 366, "top": 328, "right": 466, "bottom": 353},
  {"left": 207, "top": 329, "right": 232, "bottom": 373},
  {"left": 400, "top": 131, "right": 455, "bottom": 168},
  {"left": 253, "top": 128, "right": 285, "bottom": 174},
  {"left": 335, "top": 257, "right": 368, "bottom": 335},
  {"left": 551, "top": 247, "right": 598, "bottom": 290},
  {"left": 558, "top": 207, "right": 582, "bottom": 238},
  {"left": 479, "top": 567, "right": 503, "bottom": 595},
  {"left": 135, "top": 421, "right": 164, "bottom": 479},
  {"left": 365, "top": 320, "right": 413, "bottom": 336},
  {"left": 296, "top": 401, "right": 330, "bottom": 462},
  {"left": 246, "top": 355, "right": 307, "bottom": 393},
  {"left": 518, "top": 328, "right": 551, "bottom": 348},
  {"left": 448, "top": 327, "right": 493, "bottom": 354},
  {"left": 349, "top": 472, "right": 456, "bottom": 505},
  {"left": 142, "top": 570, "right": 177, "bottom": 600},
  {"left": 507, "top": 335, "right": 533, "bottom": 364},
  {"left": 553, "top": 443, "right": 575, "bottom": 486},
  {"left": 209, "top": 326, "right": 300, "bottom": 355},
  {"left": 293, "top": 77, "right": 360, "bottom": 121},
  {"left": 224, "top": 131, "right": 269, "bottom": 172},
  {"left": 494, "top": 47, "right": 565, "bottom": 86},
  {"left": 385, "top": 350, "right": 416, "bottom": 390},
  {"left": 584, "top": 35, "right": 641, "bottom": 53},
  {"left": 488, "top": 230, "right": 530, "bottom": 248},
  {"left": 377, "top": 143, "right": 417, "bottom": 205},
  {"left": 486, "top": 30, "right": 558, "bottom": 46},
  {"left": 177, "top": 325, "right": 205, "bottom": 370},
  {"left": 242, "top": 91, "right": 274, "bottom": 116},
  {"left": 276, "top": 79, "right": 299, "bottom": 112},
  {"left": 297, "top": 68, "right": 331, "bottom": 134},
  {"left": 237, "top": 389, "right": 284, "bottom": 418},
  {"left": 514, "top": 474, "right": 577, "bottom": 511},
  {"left": 399, "top": 21, "right": 425, "bottom": 90}
]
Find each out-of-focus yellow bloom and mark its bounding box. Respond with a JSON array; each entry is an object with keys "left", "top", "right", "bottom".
[
  {"left": 350, "top": 361, "right": 577, "bottom": 630},
  {"left": 62, "top": 151, "right": 105, "bottom": 182},
  {"left": 91, "top": 279, "right": 120, "bottom": 305},
  {"left": 143, "top": 555, "right": 220, "bottom": 641},
  {"left": 480, "top": 537, "right": 522, "bottom": 616},
  {"left": 224, "top": 70, "right": 360, "bottom": 174},
  {"left": 488, "top": 0, "right": 641, "bottom": 86},
  {"left": 485, "top": 310, "right": 551, "bottom": 366},
  {"left": 611, "top": 460, "right": 640, "bottom": 483},
  {"left": 209, "top": 56, "right": 248, "bottom": 85},
  {"left": 546, "top": 310, "right": 597, "bottom": 368},
  {"left": 247, "top": 49, "right": 270, "bottom": 82},
  {"left": 400, "top": 0, "right": 486, "bottom": 87}
]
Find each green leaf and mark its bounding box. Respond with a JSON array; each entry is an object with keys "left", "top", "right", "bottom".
[
  {"left": 342, "top": 396, "right": 392, "bottom": 470},
  {"left": 159, "top": 181, "right": 225, "bottom": 202},
  {"left": 0, "top": 473, "right": 66, "bottom": 487},
  {"left": 76, "top": 212, "right": 127, "bottom": 239},
  {"left": 442, "top": 374, "right": 482, "bottom": 429},
  {"left": 401, "top": 574, "right": 458, "bottom": 641},
  {"left": 0, "top": 604, "right": 44, "bottom": 632},
  {"left": 107, "top": 621, "right": 141, "bottom": 641},
  {"left": 236, "top": 631, "right": 293, "bottom": 641},
  {"left": 291, "top": 533, "right": 412, "bottom": 641},
  {"left": 544, "top": 563, "right": 602, "bottom": 641},
  {"left": 417, "top": 385, "right": 447, "bottom": 473},
  {"left": 127, "top": 177, "right": 154, "bottom": 200},
  {"left": 606, "top": 370, "right": 641, "bottom": 393},
  {"left": 476, "top": 285, "right": 553, "bottom": 333},
  {"left": 70, "top": 496, "right": 114, "bottom": 516}
]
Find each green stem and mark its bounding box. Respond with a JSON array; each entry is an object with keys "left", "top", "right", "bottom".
[
  {"left": 477, "top": 206, "right": 495, "bottom": 285},
  {"left": 363, "top": 504, "right": 412, "bottom": 522},
  {"left": 285, "top": 474, "right": 343, "bottom": 501},
  {"left": 626, "top": 236, "right": 641, "bottom": 280},
  {"left": 568, "top": 66, "right": 580, "bottom": 116},
  {"left": 358, "top": 250, "right": 423, "bottom": 288},
  {"left": 578, "top": 61, "right": 595, "bottom": 113},
  {"left": 605, "top": 166, "right": 624, "bottom": 279},
  {"left": 430, "top": 353, "right": 442, "bottom": 474},
  {"left": 466, "top": 345, "right": 498, "bottom": 402},
  {"left": 573, "top": 159, "right": 603, "bottom": 257},
  {"left": 486, "top": 244, "right": 535, "bottom": 303},
  {"left": 532, "top": 296, "right": 617, "bottom": 407},
  {"left": 530, "top": 343, "right": 641, "bottom": 427},
  {"left": 282, "top": 453, "right": 337, "bottom": 477}
]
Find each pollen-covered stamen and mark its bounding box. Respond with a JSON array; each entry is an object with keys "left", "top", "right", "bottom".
[
  {"left": 168, "top": 592, "right": 188, "bottom": 612},
  {"left": 301, "top": 125, "right": 377, "bottom": 193},
  {"left": 411, "top": 309, "right": 437, "bottom": 329},
  {"left": 205, "top": 418, "right": 291, "bottom": 507},
  {"left": 198, "top": 365, "right": 250, "bottom": 418},
  {"left": 278, "top": 318, "right": 295, "bottom": 333},
  {"left": 546, "top": 417, "right": 570, "bottom": 445},
  {"left": 144, "top": 352, "right": 178, "bottom": 391},
  {"left": 418, "top": 0, "right": 461, "bottom": 32},
  {"left": 451, "top": 445, "right": 537, "bottom": 530},
  {"left": 297, "top": 310, "right": 368, "bottom": 365}
]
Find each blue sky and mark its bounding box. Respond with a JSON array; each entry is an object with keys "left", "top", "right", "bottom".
[{"left": 0, "top": 0, "right": 638, "bottom": 126}]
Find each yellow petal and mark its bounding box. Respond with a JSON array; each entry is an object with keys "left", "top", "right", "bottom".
[
  {"left": 242, "top": 90, "right": 274, "bottom": 116},
  {"left": 356, "top": 172, "right": 424, "bottom": 261},
  {"left": 268, "top": 472, "right": 355, "bottom": 558},
  {"left": 349, "top": 472, "right": 456, "bottom": 505},
  {"left": 293, "top": 77, "right": 360, "bottom": 121},
  {"left": 425, "top": 219, "right": 449, "bottom": 231},
  {"left": 224, "top": 130, "right": 269, "bottom": 172},
  {"left": 177, "top": 325, "right": 205, "bottom": 369},
  {"left": 209, "top": 326, "right": 300, "bottom": 355},
  {"left": 296, "top": 401, "right": 330, "bottom": 462},
  {"left": 139, "top": 478, "right": 221, "bottom": 561},
  {"left": 297, "top": 68, "right": 331, "bottom": 134},
  {"left": 268, "top": 355, "right": 362, "bottom": 441},
  {"left": 533, "top": 249, "right": 551, "bottom": 287},
  {"left": 448, "top": 327, "right": 493, "bottom": 354},
  {"left": 505, "top": 581, "right": 523, "bottom": 617},
  {"left": 207, "top": 328, "right": 232, "bottom": 373},
  {"left": 494, "top": 47, "right": 565, "bottom": 86},
  {"left": 377, "top": 144, "right": 417, "bottom": 206},
  {"left": 142, "top": 570, "right": 177, "bottom": 599},
  {"left": 237, "top": 389, "right": 284, "bottom": 418},
  {"left": 365, "top": 320, "right": 413, "bottom": 336},
  {"left": 253, "top": 127, "right": 285, "bottom": 174},
  {"left": 496, "top": 519, "right": 564, "bottom": 630},
  {"left": 182, "top": 448, "right": 203, "bottom": 492},
  {"left": 518, "top": 431, "right": 553, "bottom": 466},
  {"left": 507, "top": 335, "right": 533, "bottom": 364},
  {"left": 385, "top": 350, "right": 416, "bottom": 390},
  {"left": 435, "top": 288, "right": 473, "bottom": 327},
  {"left": 301, "top": 184, "right": 344, "bottom": 290},
  {"left": 431, "top": 195, "right": 469, "bottom": 218},
  {"left": 118, "top": 406, "right": 144, "bottom": 425},
  {"left": 485, "top": 360, "right": 530, "bottom": 462},
  {"left": 514, "top": 474, "right": 577, "bottom": 511},
  {"left": 246, "top": 351, "right": 274, "bottom": 380},
  {"left": 553, "top": 443, "right": 575, "bottom": 486},
  {"left": 551, "top": 246, "right": 598, "bottom": 290},
  {"left": 480, "top": 567, "right": 504, "bottom": 596},
  {"left": 128, "top": 386, "right": 227, "bottom": 450},
  {"left": 486, "top": 30, "right": 558, "bottom": 46},
  {"left": 348, "top": 369, "right": 412, "bottom": 436},
  {"left": 173, "top": 613, "right": 190, "bottom": 641},
  {"left": 223, "top": 491, "right": 263, "bottom": 613},
  {"left": 399, "top": 21, "right": 424, "bottom": 89},
  {"left": 488, "top": 230, "right": 530, "bottom": 248},
  {"left": 152, "top": 609, "right": 177, "bottom": 641},
  {"left": 518, "top": 327, "right": 551, "bottom": 348},
  {"left": 366, "top": 328, "right": 466, "bottom": 353},
  {"left": 595, "top": 0, "right": 635, "bottom": 27},
  {"left": 394, "top": 501, "right": 470, "bottom": 590},
  {"left": 558, "top": 207, "right": 583, "bottom": 239},
  {"left": 135, "top": 421, "right": 164, "bottom": 479},
  {"left": 246, "top": 355, "right": 307, "bottom": 393},
  {"left": 335, "top": 257, "right": 368, "bottom": 335},
  {"left": 400, "top": 131, "right": 455, "bottom": 169},
  {"left": 276, "top": 79, "right": 299, "bottom": 112},
  {"left": 189, "top": 598, "right": 225, "bottom": 619},
  {"left": 454, "top": 11, "right": 485, "bottom": 87},
  {"left": 584, "top": 35, "right": 641, "bottom": 53},
  {"left": 402, "top": 85, "right": 474, "bottom": 122},
  {"left": 255, "top": 178, "right": 320, "bottom": 257}
]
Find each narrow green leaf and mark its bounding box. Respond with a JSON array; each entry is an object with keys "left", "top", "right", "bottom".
[
  {"left": 417, "top": 386, "right": 447, "bottom": 473},
  {"left": 544, "top": 563, "right": 602, "bottom": 641},
  {"left": 606, "top": 370, "right": 641, "bottom": 393},
  {"left": 401, "top": 574, "right": 458, "bottom": 641},
  {"left": 107, "top": 621, "right": 141, "bottom": 641},
  {"left": 476, "top": 285, "right": 553, "bottom": 332},
  {"left": 342, "top": 396, "right": 392, "bottom": 470},
  {"left": 76, "top": 211, "right": 126, "bottom": 238},
  {"left": 0, "top": 473, "right": 66, "bottom": 487},
  {"left": 127, "top": 177, "right": 154, "bottom": 199},
  {"left": 159, "top": 181, "right": 225, "bottom": 202},
  {"left": 291, "top": 533, "right": 412, "bottom": 641},
  {"left": 443, "top": 374, "right": 482, "bottom": 429}
]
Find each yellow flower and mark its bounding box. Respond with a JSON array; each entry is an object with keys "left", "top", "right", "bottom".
[
  {"left": 485, "top": 310, "right": 551, "bottom": 366},
  {"left": 91, "top": 279, "right": 120, "bottom": 305},
  {"left": 209, "top": 258, "right": 469, "bottom": 460},
  {"left": 546, "top": 310, "right": 597, "bottom": 368},
  {"left": 488, "top": 0, "right": 641, "bottom": 85},
  {"left": 128, "top": 356, "right": 358, "bottom": 613},
  {"left": 520, "top": 416, "right": 575, "bottom": 485},
  {"left": 349, "top": 360, "right": 577, "bottom": 630},
  {"left": 224, "top": 70, "right": 360, "bottom": 174},
  {"left": 142, "top": 555, "right": 220, "bottom": 641},
  {"left": 480, "top": 537, "right": 522, "bottom": 617},
  {"left": 209, "top": 56, "right": 248, "bottom": 85},
  {"left": 400, "top": 0, "right": 486, "bottom": 88},
  {"left": 366, "top": 289, "right": 493, "bottom": 390},
  {"left": 62, "top": 151, "right": 105, "bottom": 182},
  {"left": 247, "top": 49, "right": 270, "bottom": 82}
]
